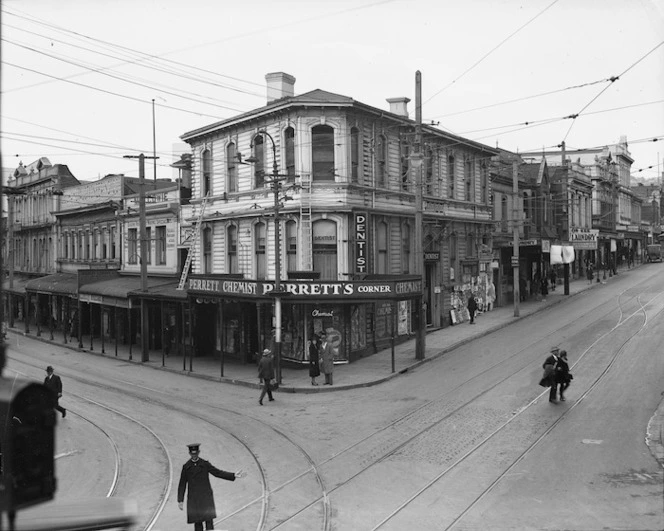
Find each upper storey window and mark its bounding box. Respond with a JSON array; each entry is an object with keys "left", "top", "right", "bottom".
[
  {"left": 253, "top": 135, "right": 265, "bottom": 188},
  {"left": 447, "top": 155, "right": 455, "bottom": 199},
  {"left": 285, "top": 127, "right": 295, "bottom": 181},
  {"left": 227, "top": 142, "right": 238, "bottom": 193},
  {"left": 202, "top": 148, "right": 212, "bottom": 196},
  {"left": 312, "top": 125, "right": 335, "bottom": 181},
  {"left": 376, "top": 134, "right": 387, "bottom": 188},
  {"left": 351, "top": 127, "right": 360, "bottom": 183}
]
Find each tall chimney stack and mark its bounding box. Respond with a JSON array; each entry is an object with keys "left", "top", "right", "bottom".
[
  {"left": 386, "top": 97, "right": 410, "bottom": 117},
  {"left": 266, "top": 72, "right": 296, "bottom": 103}
]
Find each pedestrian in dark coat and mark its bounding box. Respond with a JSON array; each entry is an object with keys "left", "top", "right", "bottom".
[
  {"left": 308, "top": 335, "right": 320, "bottom": 386},
  {"left": 540, "top": 275, "right": 548, "bottom": 296},
  {"left": 550, "top": 268, "right": 557, "bottom": 291},
  {"left": 258, "top": 349, "right": 275, "bottom": 405},
  {"left": 555, "top": 350, "right": 572, "bottom": 401},
  {"left": 467, "top": 293, "right": 478, "bottom": 324},
  {"left": 539, "top": 347, "right": 560, "bottom": 403},
  {"left": 44, "top": 366, "right": 66, "bottom": 418},
  {"left": 177, "top": 443, "right": 245, "bottom": 531},
  {"left": 319, "top": 331, "right": 334, "bottom": 385}
]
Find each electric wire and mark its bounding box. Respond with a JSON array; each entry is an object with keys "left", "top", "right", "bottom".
[
  {"left": 424, "top": 0, "right": 560, "bottom": 105},
  {"left": 562, "top": 39, "right": 664, "bottom": 142}
]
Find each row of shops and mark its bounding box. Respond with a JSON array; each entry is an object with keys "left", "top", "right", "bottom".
[{"left": 2, "top": 271, "right": 424, "bottom": 367}]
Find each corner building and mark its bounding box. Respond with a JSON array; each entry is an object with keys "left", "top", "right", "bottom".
[{"left": 180, "top": 73, "right": 496, "bottom": 365}]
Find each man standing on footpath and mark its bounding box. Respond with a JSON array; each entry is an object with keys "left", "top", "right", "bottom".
[
  {"left": 258, "top": 348, "right": 275, "bottom": 405},
  {"left": 177, "top": 443, "right": 245, "bottom": 531},
  {"left": 44, "top": 365, "right": 66, "bottom": 418}
]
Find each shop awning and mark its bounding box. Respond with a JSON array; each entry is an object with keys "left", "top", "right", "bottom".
[
  {"left": 2, "top": 275, "right": 32, "bottom": 296},
  {"left": 25, "top": 273, "right": 78, "bottom": 297},
  {"left": 79, "top": 276, "right": 176, "bottom": 308},
  {"left": 129, "top": 281, "right": 187, "bottom": 301}
]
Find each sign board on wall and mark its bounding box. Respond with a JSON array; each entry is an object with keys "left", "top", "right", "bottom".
[
  {"left": 570, "top": 228, "right": 599, "bottom": 250},
  {"left": 355, "top": 213, "right": 367, "bottom": 274}
]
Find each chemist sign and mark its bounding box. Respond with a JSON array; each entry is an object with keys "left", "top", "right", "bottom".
[{"left": 570, "top": 228, "right": 598, "bottom": 250}]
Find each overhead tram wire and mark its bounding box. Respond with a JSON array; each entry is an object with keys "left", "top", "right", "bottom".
[
  {"left": 432, "top": 77, "right": 616, "bottom": 119},
  {"left": 3, "top": 38, "right": 247, "bottom": 114},
  {"left": 4, "top": 61, "right": 228, "bottom": 121},
  {"left": 562, "top": 38, "right": 664, "bottom": 142},
  {"left": 2, "top": 0, "right": 396, "bottom": 95},
  {"left": 424, "top": 0, "right": 560, "bottom": 105},
  {"left": 2, "top": 23, "right": 264, "bottom": 102},
  {"left": 1, "top": 6, "right": 265, "bottom": 95}
]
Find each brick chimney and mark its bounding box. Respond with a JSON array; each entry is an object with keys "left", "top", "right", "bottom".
[
  {"left": 266, "top": 72, "right": 296, "bottom": 103},
  {"left": 386, "top": 97, "right": 410, "bottom": 117}
]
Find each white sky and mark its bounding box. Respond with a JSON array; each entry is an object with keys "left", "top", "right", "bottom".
[{"left": 2, "top": 0, "right": 664, "bottom": 183}]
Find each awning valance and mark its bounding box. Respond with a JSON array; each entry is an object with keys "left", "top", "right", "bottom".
[{"left": 25, "top": 273, "right": 78, "bottom": 297}]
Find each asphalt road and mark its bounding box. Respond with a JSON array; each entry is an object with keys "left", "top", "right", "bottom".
[{"left": 6, "top": 264, "right": 664, "bottom": 531}]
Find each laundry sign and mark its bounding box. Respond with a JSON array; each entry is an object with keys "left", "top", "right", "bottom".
[{"left": 570, "top": 228, "right": 599, "bottom": 250}]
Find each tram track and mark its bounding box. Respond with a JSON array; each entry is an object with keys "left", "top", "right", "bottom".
[
  {"left": 5, "top": 273, "right": 662, "bottom": 530},
  {"left": 263, "top": 282, "right": 663, "bottom": 529},
  {"left": 5, "top": 365, "right": 172, "bottom": 531},
  {"left": 6, "top": 355, "right": 327, "bottom": 531}
]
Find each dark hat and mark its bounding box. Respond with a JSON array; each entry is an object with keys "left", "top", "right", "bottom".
[
  {"left": 559, "top": 350, "right": 568, "bottom": 358},
  {"left": 187, "top": 443, "right": 200, "bottom": 453},
  {"left": 46, "top": 366, "right": 54, "bottom": 373}
]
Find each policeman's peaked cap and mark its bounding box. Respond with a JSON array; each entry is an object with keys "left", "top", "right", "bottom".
[{"left": 187, "top": 443, "right": 201, "bottom": 453}]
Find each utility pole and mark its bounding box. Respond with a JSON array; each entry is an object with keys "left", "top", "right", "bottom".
[
  {"left": 152, "top": 99, "right": 157, "bottom": 183},
  {"left": 512, "top": 158, "right": 520, "bottom": 317},
  {"left": 124, "top": 153, "right": 158, "bottom": 362},
  {"left": 413, "top": 70, "right": 425, "bottom": 360},
  {"left": 562, "top": 142, "right": 570, "bottom": 294}
]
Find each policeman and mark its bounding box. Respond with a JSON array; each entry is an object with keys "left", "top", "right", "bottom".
[{"left": 177, "top": 443, "right": 245, "bottom": 531}]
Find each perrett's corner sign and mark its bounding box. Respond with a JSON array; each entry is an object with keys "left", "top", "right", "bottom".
[{"left": 187, "top": 277, "right": 422, "bottom": 299}]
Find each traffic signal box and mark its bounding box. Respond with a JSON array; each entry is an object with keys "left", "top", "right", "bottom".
[{"left": 0, "top": 378, "right": 57, "bottom": 516}]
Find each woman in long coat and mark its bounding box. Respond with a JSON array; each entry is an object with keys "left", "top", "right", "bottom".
[{"left": 308, "top": 335, "right": 320, "bottom": 385}]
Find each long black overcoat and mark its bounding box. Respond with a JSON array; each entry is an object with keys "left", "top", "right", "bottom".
[{"left": 177, "top": 458, "right": 235, "bottom": 523}]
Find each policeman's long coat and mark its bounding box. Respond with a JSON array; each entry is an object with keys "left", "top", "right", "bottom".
[{"left": 177, "top": 459, "right": 235, "bottom": 523}]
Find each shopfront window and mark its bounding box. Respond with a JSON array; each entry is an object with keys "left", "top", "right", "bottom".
[{"left": 310, "top": 304, "right": 347, "bottom": 362}]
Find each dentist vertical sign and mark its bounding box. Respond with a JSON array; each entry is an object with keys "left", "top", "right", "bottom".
[{"left": 355, "top": 213, "right": 368, "bottom": 274}]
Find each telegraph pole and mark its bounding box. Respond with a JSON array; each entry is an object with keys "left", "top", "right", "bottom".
[
  {"left": 124, "top": 153, "right": 158, "bottom": 362},
  {"left": 512, "top": 158, "right": 520, "bottom": 317},
  {"left": 413, "top": 70, "right": 425, "bottom": 360}
]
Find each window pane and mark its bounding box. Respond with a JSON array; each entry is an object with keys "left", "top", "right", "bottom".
[{"left": 312, "top": 125, "right": 335, "bottom": 181}]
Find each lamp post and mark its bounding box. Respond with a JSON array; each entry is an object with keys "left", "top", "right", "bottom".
[{"left": 246, "top": 131, "right": 285, "bottom": 384}]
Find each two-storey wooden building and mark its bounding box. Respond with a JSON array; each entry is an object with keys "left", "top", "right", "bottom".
[{"left": 179, "top": 73, "right": 497, "bottom": 365}]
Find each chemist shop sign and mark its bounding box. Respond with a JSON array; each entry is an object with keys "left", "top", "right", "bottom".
[
  {"left": 570, "top": 228, "right": 598, "bottom": 250},
  {"left": 187, "top": 276, "right": 423, "bottom": 300}
]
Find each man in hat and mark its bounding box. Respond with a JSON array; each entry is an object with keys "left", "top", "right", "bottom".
[
  {"left": 541, "top": 347, "right": 560, "bottom": 403},
  {"left": 258, "top": 349, "right": 275, "bottom": 405},
  {"left": 177, "top": 443, "right": 245, "bottom": 531},
  {"left": 43, "top": 365, "right": 66, "bottom": 418}
]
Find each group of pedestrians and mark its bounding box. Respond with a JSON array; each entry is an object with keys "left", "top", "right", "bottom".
[
  {"left": 257, "top": 330, "right": 335, "bottom": 405},
  {"left": 307, "top": 330, "right": 334, "bottom": 386},
  {"left": 540, "top": 346, "right": 573, "bottom": 403}
]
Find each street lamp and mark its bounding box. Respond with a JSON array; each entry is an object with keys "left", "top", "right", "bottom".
[{"left": 246, "top": 130, "right": 285, "bottom": 384}]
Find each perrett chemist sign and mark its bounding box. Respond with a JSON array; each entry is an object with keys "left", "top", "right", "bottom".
[{"left": 188, "top": 277, "right": 422, "bottom": 299}]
